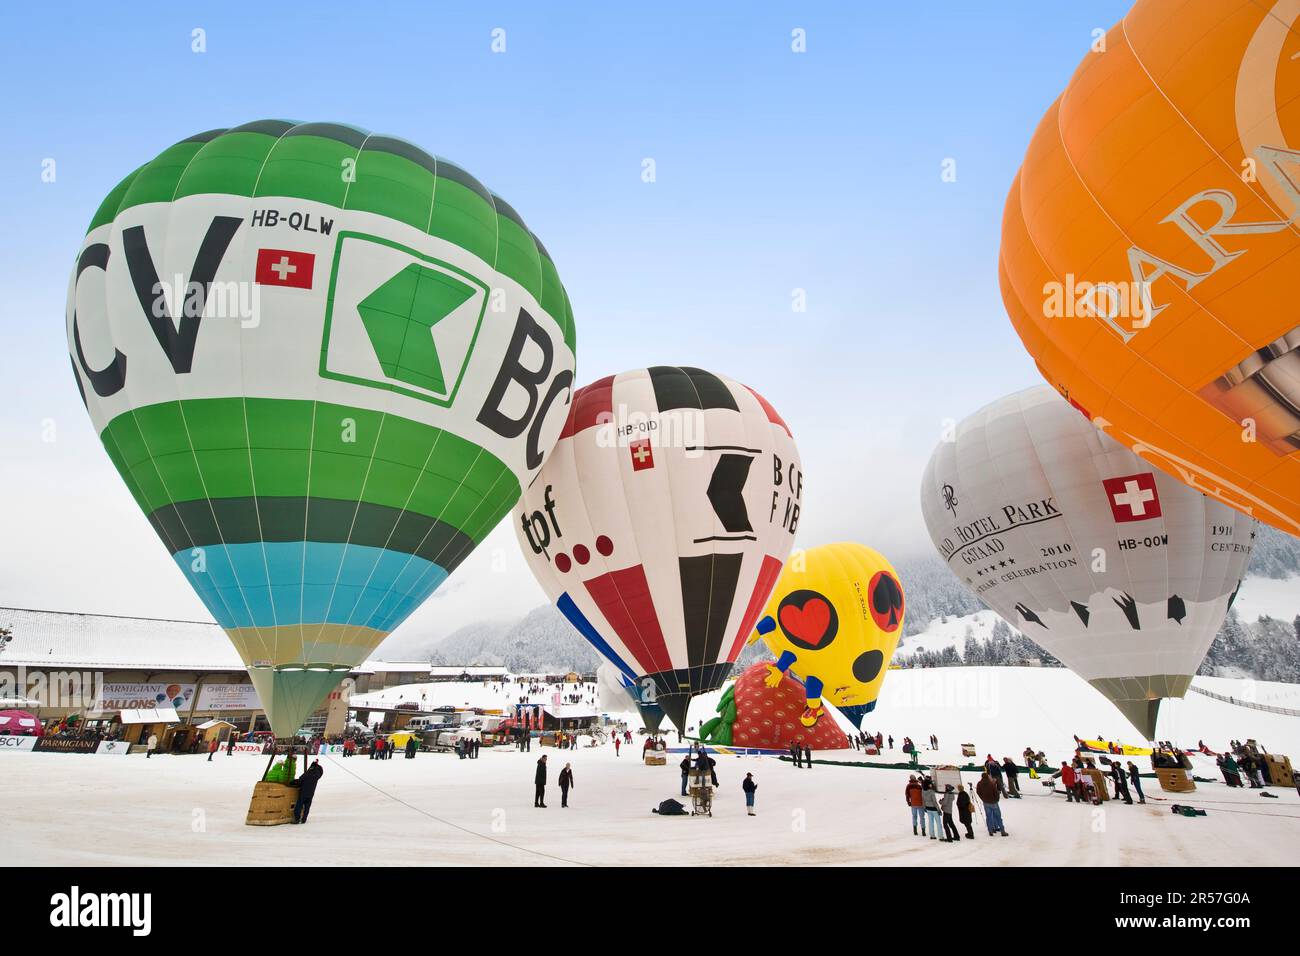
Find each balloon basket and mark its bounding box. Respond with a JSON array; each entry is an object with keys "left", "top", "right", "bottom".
[
  {"left": 245, "top": 781, "right": 296, "bottom": 827},
  {"left": 1155, "top": 768, "right": 1195, "bottom": 793}
]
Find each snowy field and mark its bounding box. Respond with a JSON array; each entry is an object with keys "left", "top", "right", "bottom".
[{"left": 5, "top": 667, "right": 1300, "bottom": 867}]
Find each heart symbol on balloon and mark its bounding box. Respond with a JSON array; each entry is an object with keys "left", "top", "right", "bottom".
[{"left": 779, "top": 597, "right": 833, "bottom": 647}]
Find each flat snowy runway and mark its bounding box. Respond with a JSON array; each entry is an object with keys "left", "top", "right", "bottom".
[
  {"left": 4, "top": 740, "right": 1298, "bottom": 867},
  {"left": 7, "top": 666, "right": 1300, "bottom": 866}
]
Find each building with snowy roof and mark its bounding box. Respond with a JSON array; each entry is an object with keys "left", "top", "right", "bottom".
[{"left": 0, "top": 607, "right": 483, "bottom": 747}]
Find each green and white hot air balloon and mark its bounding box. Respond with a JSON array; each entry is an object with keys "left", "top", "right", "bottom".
[{"left": 67, "top": 121, "right": 576, "bottom": 736}]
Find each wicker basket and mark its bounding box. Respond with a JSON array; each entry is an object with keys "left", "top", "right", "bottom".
[
  {"left": 245, "top": 781, "right": 297, "bottom": 826},
  {"left": 1156, "top": 767, "right": 1195, "bottom": 793}
]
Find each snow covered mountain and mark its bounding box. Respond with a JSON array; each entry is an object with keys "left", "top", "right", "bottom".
[{"left": 384, "top": 526, "right": 1300, "bottom": 679}]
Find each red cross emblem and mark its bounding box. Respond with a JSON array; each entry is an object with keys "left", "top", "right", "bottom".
[{"left": 630, "top": 438, "right": 654, "bottom": 471}]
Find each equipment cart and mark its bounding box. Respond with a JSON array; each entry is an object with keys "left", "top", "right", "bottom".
[{"left": 690, "top": 772, "right": 714, "bottom": 816}]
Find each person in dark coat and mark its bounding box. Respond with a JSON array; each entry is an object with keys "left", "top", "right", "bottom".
[
  {"left": 1002, "top": 757, "right": 1021, "bottom": 798},
  {"left": 293, "top": 760, "right": 324, "bottom": 824},
  {"left": 558, "top": 763, "right": 574, "bottom": 807},
  {"left": 940, "top": 784, "right": 960, "bottom": 842},
  {"left": 803, "top": 743, "right": 812, "bottom": 769},
  {"left": 792, "top": 740, "right": 802, "bottom": 768},
  {"left": 1123, "top": 764, "right": 1144, "bottom": 806},
  {"left": 680, "top": 754, "right": 692, "bottom": 797},
  {"left": 742, "top": 772, "right": 757, "bottom": 816},
  {"left": 698, "top": 749, "right": 718, "bottom": 786},
  {"left": 1110, "top": 762, "right": 1133, "bottom": 804},
  {"left": 976, "top": 771, "right": 1008, "bottom": 836},
  {"left": 405, "top": 736, "right": 417, "bottom": 759},
  {"left": 226, "top": 735, "right": 235, "bottom": 756},
  {"left": 534, "top": 755, "right": 548, "bottom": 807},
  {"left": 956, "top": 786, "right": 975, "bottom": 839}
]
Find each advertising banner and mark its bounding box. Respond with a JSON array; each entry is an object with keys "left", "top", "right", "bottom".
[
  {"left": 195, "top": 684, "right": 262, "bottom": 711},
  {"left": 97, "top": 682, "right": 196, "bottom": 711},
  {"left": 0, "top": 735, "right": 38, "bottom": 753},
  {"left": 33, "top": 737, "right": 100, "bottom": 754},
  {"left": 95, "top": 739, "right": 131, "bottom": 756},
  {"left": 230, "top": 741, "right": 269, "bottom": 755}
]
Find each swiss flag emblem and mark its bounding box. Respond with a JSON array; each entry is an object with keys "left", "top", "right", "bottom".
[
  {"left": 255, "top": 248, "right": 314, "bottom": 288},
  {"left": 629, "top": 438, "right": 654, "bottom": 471},
  {"left": 1103, "top": 473, "right": 1162, "bottom": 522}
]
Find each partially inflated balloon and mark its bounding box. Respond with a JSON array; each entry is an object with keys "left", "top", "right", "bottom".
[
  {"left": 514, "top": 367, "right": 803, "bottom": 731},
  {"left": 68, "top": 121, "right": 576, "bottom": 736},
  {"left": 1000, "top": 0, "right": 1300, "bottom": 536},
  {"left": 920, "top": 387, "right": 1255, "bottom": 738},
  {"left": 750, "top": 542, "right": 905, "bottom": 730},
  {"left": 595, "top": 661, "right": 665, "bottom": 733}
]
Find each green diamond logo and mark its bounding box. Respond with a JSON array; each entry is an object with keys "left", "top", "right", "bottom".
[
  {"left": 320, "top": 232, "right": 490, "bottom": 407},
  {"left": 357, "top": 262, "right": 476, "bottom": 394}
]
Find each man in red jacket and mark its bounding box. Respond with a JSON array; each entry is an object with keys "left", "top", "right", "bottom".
[
  {"left": 905, "top": 775, "right": 925, "bottom": 836},
  {"left": 1059, "top": 761, "right": 1081, "bottom": 802}
]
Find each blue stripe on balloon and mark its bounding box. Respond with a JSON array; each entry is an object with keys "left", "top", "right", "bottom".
[
  {"left": 173, "top": 541, "right": 447, "bottom": 631},
  {"left": 557, "top": 592, "right": 638, "bottom": 681}
]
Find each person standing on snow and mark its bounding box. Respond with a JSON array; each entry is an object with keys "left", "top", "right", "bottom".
[
  {"left": 558, "top": 763, "right": 574, "bottom": 807},
  {"left": 1002, "top": 757, "right": 1021, "bottom": 798},
  {"left": 1110, "top": 761, "right": 1133, "bottom": 804},
  {"left": 1127, "top": 761, "right": 1146, "bottom": 804},
  {"left": 905, "top": 775, "right": 925, "bottom": 835},
  {"left": 146, "top": 733, "right": 159, "bottom": 758},
  {"left": 534, "top": 754, "right": 548, "bottom": 808},
  {"left": 976, "top": 771, "right": 1008, "bottom": 837},
  {"left": 940, "top": 784, "right": 960, "bottom": 842},
  {"left": 293, "top": 760, "right": 324, "bottom": 824},
  {"left": 742, "top": 773, "right": 757, "bottom": 816},
  {"left": 680, "top": 754, "right": 692, "bottom": 797},
  {"left": 956, "top": 785, "right": 975, "bottom": 839},
  {"left": 208, "top": 737, "right": 219, "bottom": 762},
  {"left": 613, "top": 736, "right": 621, "bottom": 757},
  {"left": 985, "top": 754, "right": 1007, "bottom": 798},
  {"left": 803, "top": 742, "right": 812, "bottom": 770},
  {"left": 1058, "top": 761, "right": 1081, "bottom": 802},
  {"left": 921, "top": 778, "right": 941, "bottom": 840}
]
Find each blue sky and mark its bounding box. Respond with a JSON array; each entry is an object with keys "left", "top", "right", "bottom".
[{"left": 0, "top": 1, "right": 1134, "bottom": 643}]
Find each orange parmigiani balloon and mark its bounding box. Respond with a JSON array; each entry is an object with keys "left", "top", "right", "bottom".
[{"left": 999, "top": 0, "right": 1300, "bottom": 537}]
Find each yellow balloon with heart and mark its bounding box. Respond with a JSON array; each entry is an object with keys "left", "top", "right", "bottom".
[{"left": 749, "top": 542, "right": 905, "bottom": 730}]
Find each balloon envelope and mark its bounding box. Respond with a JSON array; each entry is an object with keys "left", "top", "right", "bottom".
[
  {"left": 999, "top": 0, "right": 1300, "bottom": 536},
  {"left": 920, "top": 387, "right": 1255, "bottom": 738},
  {"left": 754, "top": 542, "right": 905, "bottom": 729},
  {"left": 68, "top": 121, "right": 576, "bottom": 736},
  {"left": 595, "top": 661, "right": 665, "bottom": 733},
  {"left": 514, "top": 367, "right": 803, "bottom": 731}
]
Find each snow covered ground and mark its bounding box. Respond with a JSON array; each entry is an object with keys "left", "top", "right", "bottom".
[
  {"left": 1231, "top": 574, "right": 1300, "bottom": 624},
  {"left": 897, "top": 609, "right": 1002, "bottom": 658},
  {"left": 5, "top": 667, "right": 1300, "bottom": 866}
]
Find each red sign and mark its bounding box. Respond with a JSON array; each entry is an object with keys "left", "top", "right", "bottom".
[
  {"left": 255, "top": 248, "right": 315, "bottom": 288},
  {"left": 629, "top": 439, "right": 654, "bottom": 471},
  {"left": 1103, "top": 473, "right": 1162, "bottom": 522}
]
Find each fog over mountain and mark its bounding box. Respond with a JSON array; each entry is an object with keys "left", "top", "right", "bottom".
[{"left": 381, "top": 526, "right": 1300, "bottom": 680}]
